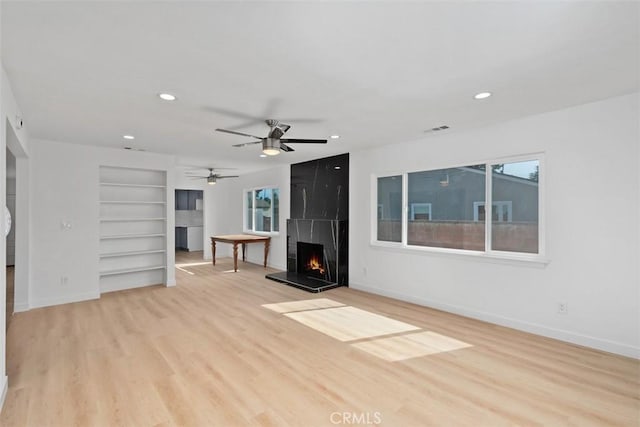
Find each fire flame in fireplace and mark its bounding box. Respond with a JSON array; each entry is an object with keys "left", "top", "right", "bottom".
[{"left": 306, "top": 255, "right": 325, "bottom": 275}]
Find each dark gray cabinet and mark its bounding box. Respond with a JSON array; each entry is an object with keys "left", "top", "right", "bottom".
[
  {"left": 176, "top": 190, "right": 188, "bottom": 210},
  {"left": 175, "top": 227, "right": 188, "bottom": 250},
  {"left": 175, "top": 190, "right": 202, "bottom": 210}
]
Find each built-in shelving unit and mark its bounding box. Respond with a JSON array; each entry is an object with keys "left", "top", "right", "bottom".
[{"left": 99, "top": 166, "right": 167, "bottom": 293}]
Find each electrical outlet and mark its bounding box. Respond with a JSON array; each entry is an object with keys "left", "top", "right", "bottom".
[
  {"left": 363, "top": 267, "right": 367, "bottom": 276},
  {"left": 60, "top": 276, "right": 68, "bottom": 286},
  {"left": 557, "top": 302, "right": 568, "bottom": 315}
]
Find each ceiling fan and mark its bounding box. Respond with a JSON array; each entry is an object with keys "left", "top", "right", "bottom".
[
  {"left": 189, "top": 168, "right": 239, "bottom": 185},
  {"left": 216, "top": 119, "right": 327, "bottom": 156}
]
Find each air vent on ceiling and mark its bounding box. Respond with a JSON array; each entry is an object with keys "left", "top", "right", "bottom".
[{"left": 425, "top": 125, "right": 450, "bottom": 133}]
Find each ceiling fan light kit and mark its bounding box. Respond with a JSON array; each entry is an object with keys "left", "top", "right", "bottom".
[{"left": 263, "top": 138, "right": 281, "bottom": 156}]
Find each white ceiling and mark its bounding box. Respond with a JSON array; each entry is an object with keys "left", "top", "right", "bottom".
[{"left": 2, "top": 1, "right": 638, "bottom": 174}]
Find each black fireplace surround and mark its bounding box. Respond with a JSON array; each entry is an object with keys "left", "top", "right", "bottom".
[{"left": 266, "top": 153, "right": 349, "bottom": 292}]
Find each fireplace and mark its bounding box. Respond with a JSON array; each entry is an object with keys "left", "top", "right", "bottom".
[
  {"left": 266, "top": 219, "right": 347, "bottom": 292},
  {"left": 265, "top": 153, "right": 349, "bottom": 293},
  {"left": 297, "top": 242, "right": 328, "bottom": 281}
]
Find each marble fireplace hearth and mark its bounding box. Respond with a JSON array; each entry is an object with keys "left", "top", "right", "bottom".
[{"left": 266, "top": 219, "right": 347, "bottom": 293}]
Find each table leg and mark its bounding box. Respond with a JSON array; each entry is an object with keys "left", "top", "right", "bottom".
[
  {"left": 242, "top": 243, "right": 246, "bottom": 262},
  {"left": 263, "top": 239, "right": 270, "bottom": 268},
  {"left": 233, "top": 243, "right": 239, "bottom": 272},
  {"left": 212, "top": 241, "right": 216, "bottom": 266}
]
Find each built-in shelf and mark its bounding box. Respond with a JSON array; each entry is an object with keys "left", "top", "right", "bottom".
[
  {"left": 100, "top": 233, "right": 166, "bottom": 240},
  {"left": 99, "top": 166, "right": 168, "bottom": 293},
  {"left": 100, "top": 265, "right": 166, "bottom": 276},
  {"left": 100, "top": 218, "right": 166, "bottom": 222},
  {"left": 100, "top": 201, "right": 166, "bottom": 205},
  {"left": 100, "top": 182, "right": 166, "bottom": 189},
  {"left": 99, "top": 249, "right": 166, "bottom": 258}
]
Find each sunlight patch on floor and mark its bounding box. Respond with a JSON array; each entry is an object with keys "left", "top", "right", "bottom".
[
  {"left": 284, "top": 306, "right": 420, "bottom": 342},
  {"left": 266, "top": 298, "right": 472, "bottom": 361},
  {"left": 175, "top": 261, "right": 212, "bottom": 268},
  {"left": 351, "top": 331, "right": 473, "bottom": 361},
  {"left": 175, "top": 266, "right": 195, "bottom": 275},
  {"left": 262, "top": 298, "right": 345, "bottom": 313}
]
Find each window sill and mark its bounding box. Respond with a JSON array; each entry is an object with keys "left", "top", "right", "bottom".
[
  {"left": 244, "top": 230, "right": 280, "bottom": 237},
  {"left": 370, "top": 241, "right": 550, "bottom": 268}
]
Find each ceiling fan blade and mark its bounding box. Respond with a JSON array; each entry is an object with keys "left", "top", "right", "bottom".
[
  {"left": 189, "top": 177, "right": 207, "bottom": 180},
  {"left": 281, "top": 138, "right": 328, "bottom": 144},
  {"left": 280, "top": 143, "right": 295, "bottom": 152},
  {"left": 268, "top": 126, "right": 284, "bottom": 139},
  {"left": 217, "top": 175, "right": 240, "bottom": 179},
  {"left": 279, "top": 123, "right": 291, "bottom": 134},
  {"left": 232, "top": 140, "right": 263, "bottom": 148},
  {"left": 215, "top": 128, "right": 263, "bottom": 139},
  {"left": 280, "top": 118, "right": 324, "bottom": 124},
  {"left": 203, "top": 106, "right": 262, "bottom": 121},
  {"left": 184, "top": 166, "right": 236, "bottom": 171}
]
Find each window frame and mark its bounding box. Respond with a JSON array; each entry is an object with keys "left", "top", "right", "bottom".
[
  {"left": 243, "top": 186, "right": 280, "bottom": 235},
  {"left": 371, "top": 153, "right": 547, "bottom": 264}
]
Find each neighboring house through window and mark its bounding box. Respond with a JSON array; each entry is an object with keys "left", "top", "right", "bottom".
[{"left": 374, "top": 156, "right": 541, "bottom": 256}]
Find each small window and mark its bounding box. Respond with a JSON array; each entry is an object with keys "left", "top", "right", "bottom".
[
  {"left": 473, "top": 201, "right": 513, "bottom": 222},
  {"left": 410, "top": 203, "right": 432, "bottom": 220},
  {"left": 491, "top": 160, "right": 539, "bottom": 254},
  {"left": 377, "top": 176, "right": 402, "bottom": 242},
  {"left": 245, "top": 188, "right": 279, "bottom": 233}
]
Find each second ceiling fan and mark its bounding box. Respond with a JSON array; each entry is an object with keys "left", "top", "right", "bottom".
[
  {"left": 190, "top": 168, "right": 238, "bottom": 185},
  {"left": 216, "top": 119, "right": 327, "bottom": 156}
]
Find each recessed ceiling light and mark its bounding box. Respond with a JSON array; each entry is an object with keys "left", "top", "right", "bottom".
[
  {"left": 158, "top": 93, "right": 177, "bottom": 101},
  {"left": 259, "top": 154, "right": 267, "bottom": 158},
  {"left": 474, "top": 92, "right": 492, "bottom": 100},
  {"left": 330, "top": 135, "right": 340, "bottom": 139},
  {"left": 123, "top": 135, "right": 135, "bottom": 140}
]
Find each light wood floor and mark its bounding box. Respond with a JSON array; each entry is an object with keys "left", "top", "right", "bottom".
[{"left": 1, "top": 251, "right": 638, "bottom": 426}]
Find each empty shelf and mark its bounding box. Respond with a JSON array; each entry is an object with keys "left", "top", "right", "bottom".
[
  {"left": 99, "top": 265, "right": 166, "bottom": 276},
  {"left": 100, "top": 233, "right": 166, "bottom": 240},
  {"left": 99, "top": 249, "right": 166, "bottom": 258}
]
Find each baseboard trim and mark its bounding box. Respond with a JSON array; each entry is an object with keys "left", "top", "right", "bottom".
[
  {"left": 350, "top": 282, "right": 640, "bottom": 359},
  {"left": 30, "top": 291, "right": 100, "bottom": 310},
  {"left": 13, "top": 302, "right": 29, "bottom": 313},
  {"left": 0, "top": 375, "right": 8, "bottom": 412}
]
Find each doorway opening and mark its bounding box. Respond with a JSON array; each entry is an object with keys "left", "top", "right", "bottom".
[{"left": 174, "top": 189, "right": 206, "bottom": 273}]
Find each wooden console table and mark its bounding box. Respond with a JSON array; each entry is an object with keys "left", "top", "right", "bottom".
[{"left": 210, "top": 234, "right": 271, "bottom": 272}]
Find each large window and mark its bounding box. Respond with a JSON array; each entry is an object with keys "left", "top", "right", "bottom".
[
  {"left": 407, "top": 165, "right": 485, "bottom": 250},
  {"left": 374, "top": 156, "right": 542, "bottom": 257},
  {"left": 245, "top": 188, "right": 279, "bottom": 233}
]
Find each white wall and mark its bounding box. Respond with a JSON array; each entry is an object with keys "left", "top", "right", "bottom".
[
  {"left": 349, "top": 92, "right": 640, "bottom": 357},
  {"left": 204, "top": 164, "right": 290, "bottom": 270},
  {"left": 3, "top": 66, "right": 31, "bottom": 314},
  {"left": 1, "top": 48, "right": 31, "bottom": 408},
  {"left": 28, "top": 139, "right": 176, "bottom": 308}
]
